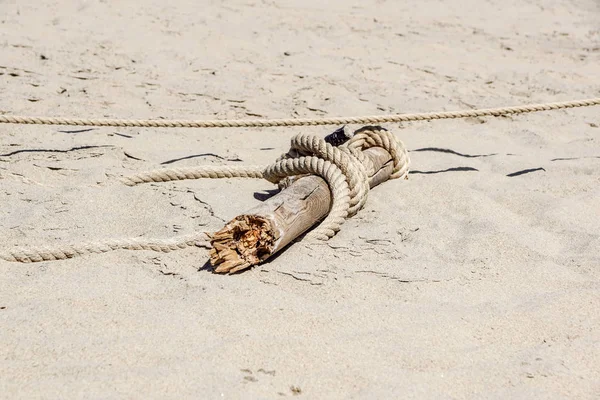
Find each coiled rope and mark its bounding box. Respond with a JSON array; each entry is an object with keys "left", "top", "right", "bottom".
[
  {"left": 1, "top": 126, "right": 408, "bottom": 263},
  {"left": 1, "top": 97, "right": 599, "bottom": 128}
]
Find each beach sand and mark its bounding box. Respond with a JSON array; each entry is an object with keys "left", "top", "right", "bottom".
[{"left": 1, "top": 0, "right": 599, "bottom": 398}]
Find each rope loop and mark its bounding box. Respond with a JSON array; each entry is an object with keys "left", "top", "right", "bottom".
[
  {"left": 347, "top": 125, "right": 410, "bottom": 179},
  {"left": 0, "top": 233, "right": 210, "bottom": 263},
  {"left": 262, "top": 126, "right": 408, "bottom": 240}
]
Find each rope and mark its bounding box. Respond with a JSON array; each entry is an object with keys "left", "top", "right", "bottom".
[
  {"left": 120, "top": 126, "right": 408, "bottom": 241},
  {"left": 0, "top": 233, "right": 210, "bottom": 263},
  {"left": 120, "top": 165, "right": 264, "bottom": 186},
  {"left": 1, "top": 97, "right": 598, "bottom": 128},
  {"left": 2, "top": 96, "right": 598, "bottom": 265},
  {"left": 3, "top": 95, "right": 597, "bottom": 265},
  {"left": 1, "top": 126, "right": 408, "bottom": 263}
]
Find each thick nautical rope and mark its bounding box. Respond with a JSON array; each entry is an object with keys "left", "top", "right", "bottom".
[
  {"left": 0, "top": 233, "right": 210, "bottom": 263},
  {"left": 0, "top": 127, "right": 408, "bottom": 263},
  {"left": 1, "top": 97, "right": 598, "bottom": 128},
  {"left": 263, "top": 126, "right": 408, "bottom": 240},
  {"left": 119, "top": 165, "right": 265, "bottom": 186}
]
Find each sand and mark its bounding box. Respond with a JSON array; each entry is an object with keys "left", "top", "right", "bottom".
[{"left": 1, "top": 0, "right": 599, "bottom": 398}]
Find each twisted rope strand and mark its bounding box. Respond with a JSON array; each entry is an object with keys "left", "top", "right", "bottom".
[
  {"left": 1, "top": 97, "right": 598, "bottom": 128},
  {"left": 120, "top": 165, "right": 264, "bottom": 186},
  {"left": 0, "top": 233, "right": 210, "bottom": 263}
]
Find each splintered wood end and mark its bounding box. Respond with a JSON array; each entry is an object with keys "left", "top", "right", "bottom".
[{"left": 209, "top": 215, "right": 276, "bottom": 274}]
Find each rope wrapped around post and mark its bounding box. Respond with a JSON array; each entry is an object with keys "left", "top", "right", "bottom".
[
  {"left": 1, "top": 126, "right": 408, "bottom": 273},
  {"left": 209, "top": 126, "right": 409, "bottom": 273}
]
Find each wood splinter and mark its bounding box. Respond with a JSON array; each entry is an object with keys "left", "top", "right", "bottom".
[
  {"left": 209, "top": 216, "right": 275, "bottom": 274},
  {"left": 209, "top": 127, "right": 397, "bottom": 274}
]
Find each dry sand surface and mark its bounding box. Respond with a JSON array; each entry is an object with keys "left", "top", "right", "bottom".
[{"left": 1, "top": 0, "right": 600, "bottom": 398}]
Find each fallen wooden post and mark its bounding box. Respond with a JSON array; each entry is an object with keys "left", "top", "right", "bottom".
[{"left": 209, "top": 127, "right": 396, "bottom": 274}]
